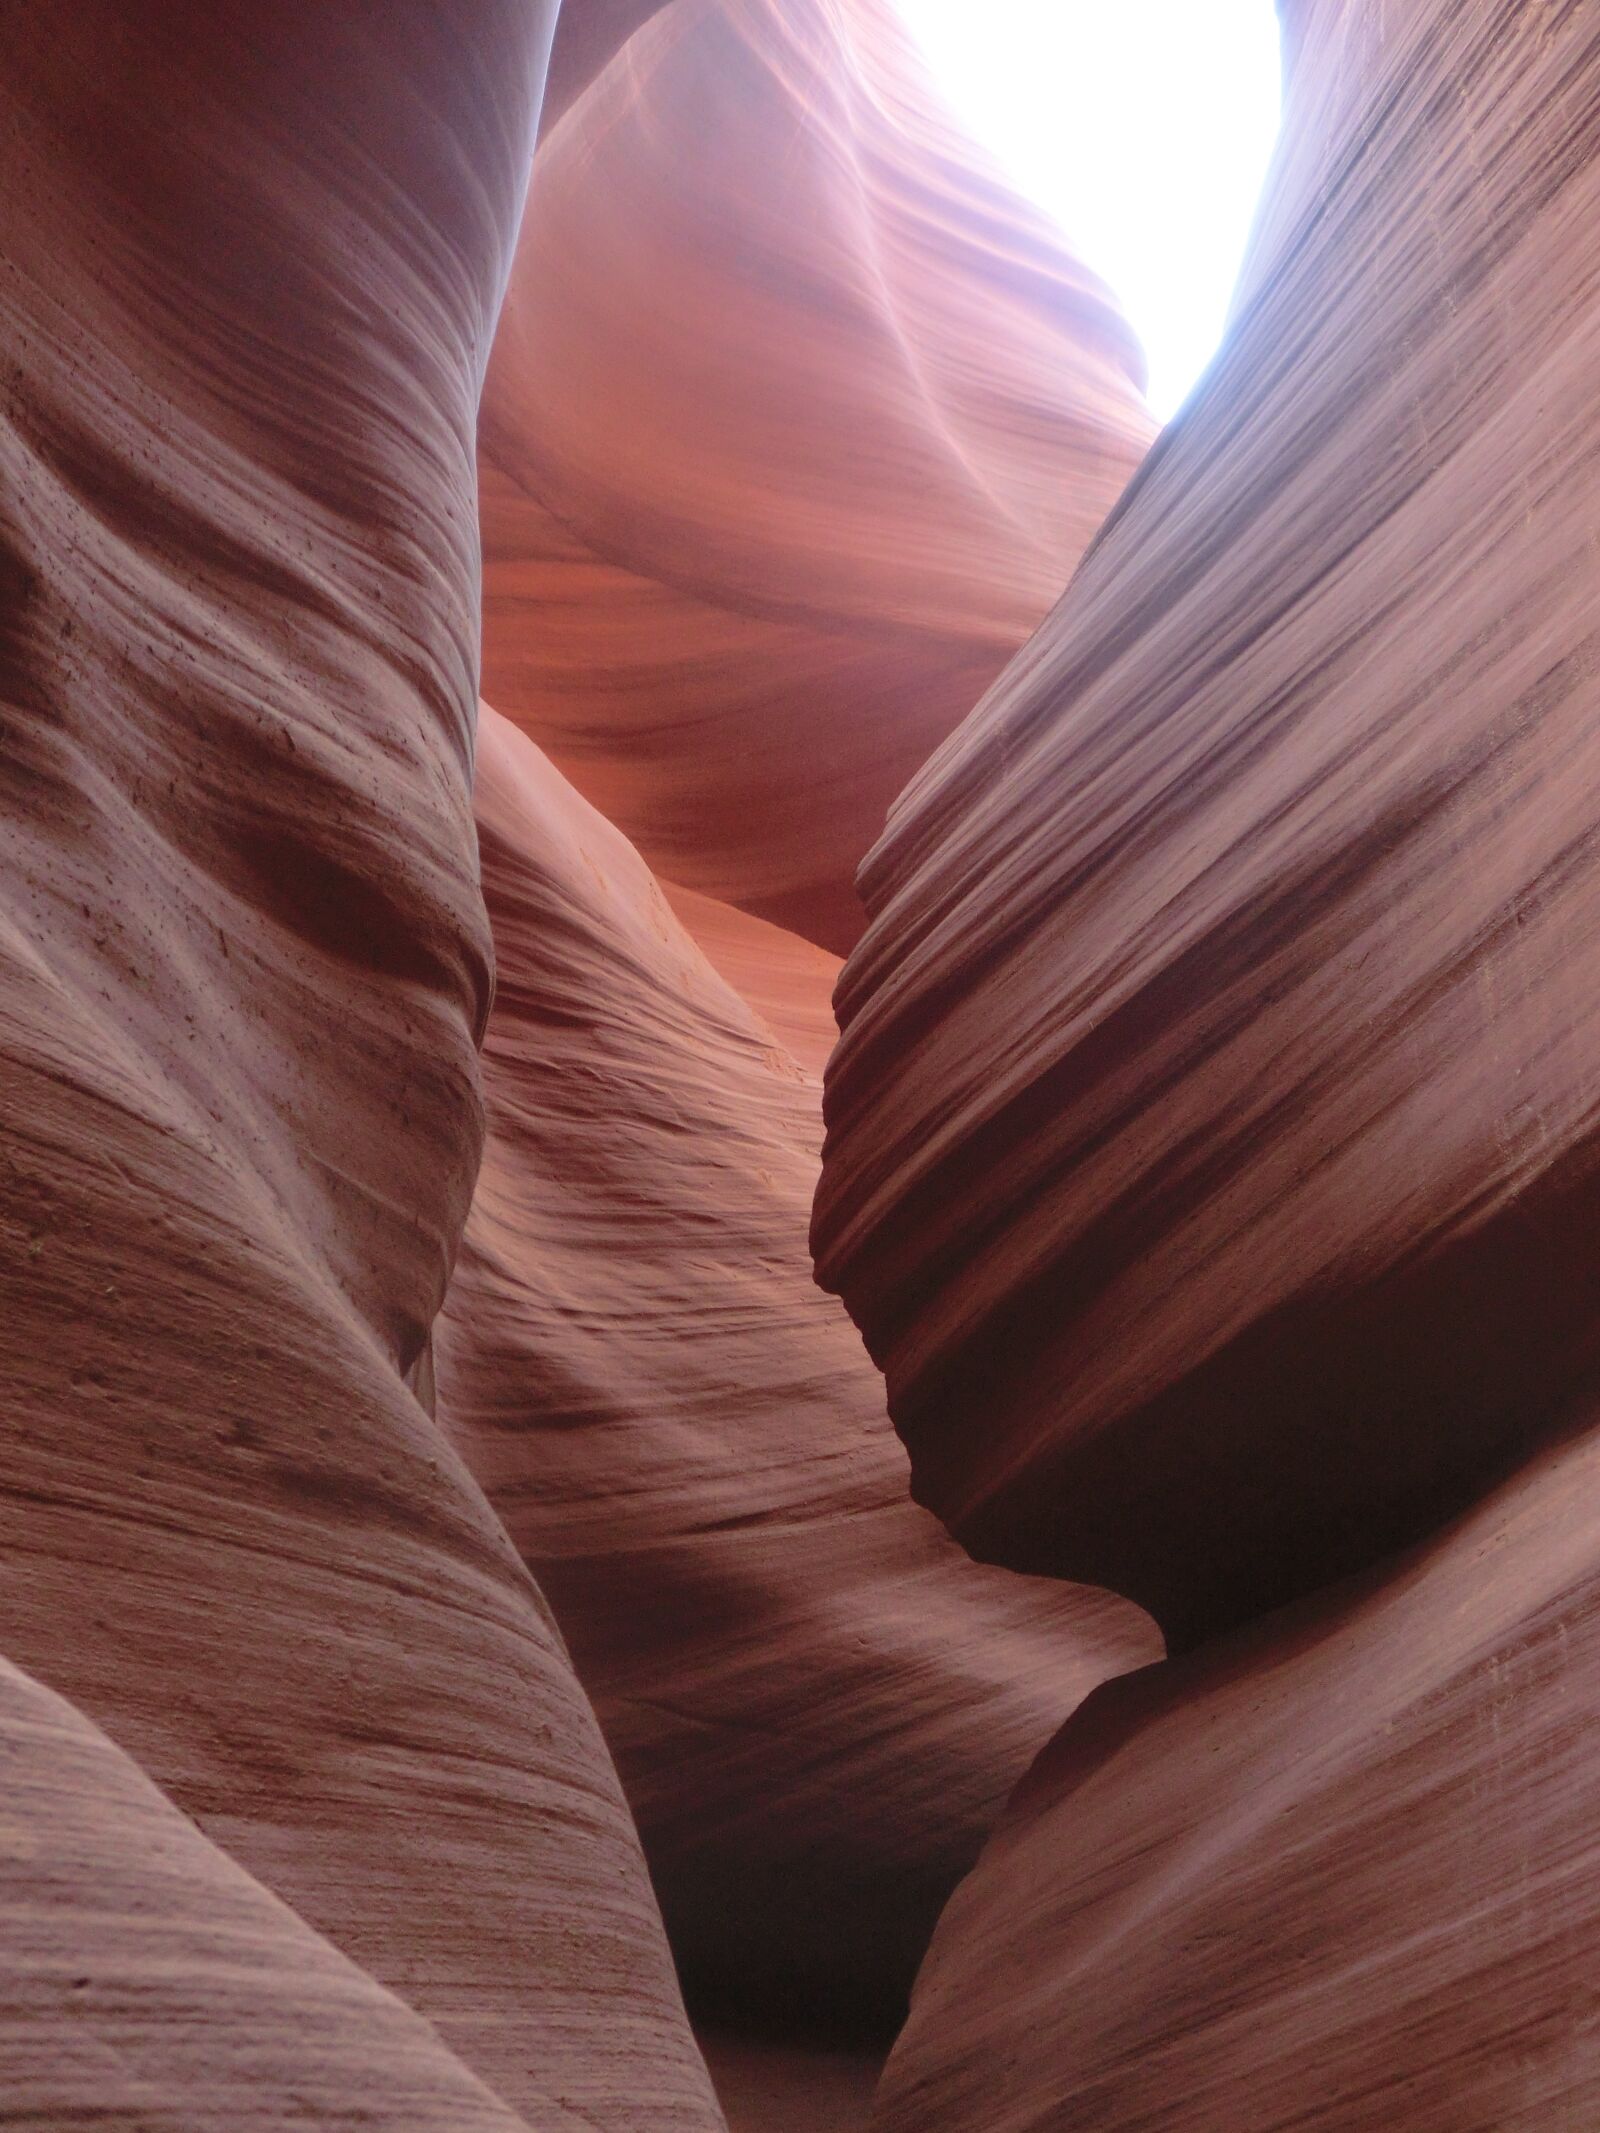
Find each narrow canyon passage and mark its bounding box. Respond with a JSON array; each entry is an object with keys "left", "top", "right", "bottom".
[{"left": 3, "top": 3, "right": 1599, "bottom": 2131}]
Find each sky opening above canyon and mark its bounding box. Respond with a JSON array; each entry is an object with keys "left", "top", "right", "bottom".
[{"left": 896, "top": 0, "right": 1284, "bottom": 419}]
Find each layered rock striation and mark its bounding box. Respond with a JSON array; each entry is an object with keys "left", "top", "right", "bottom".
[
  {"left": 1, "top": 0, "right": 1165, "bottom": 2113},
  {"left": 814, "top": 0, "right": 1600, "bottom": 1644},
  {"left": 813, "top": 3, "right": 1600, "bottom": 2127},
  {"left": 453, "top": 0, "right": 1163, "bottom": 2065},
  {"left": 1, "top": 1655, "right": 537, "bottom": 2131},
  {"left": 0, "top": 6, "right": 721, "bottom": 2125},
  {"left": 17, "top": 0, "right": 1586, "bottom": 2125},
  {"left": 436, "top": 707, "right": 1157, "bottom": 2037},
  {"left": 480, "top": 0, "right": 1154, "bottom": 951},
  {"left": 874, "top": 1413, "right": 1600, "bottom": 2133}
]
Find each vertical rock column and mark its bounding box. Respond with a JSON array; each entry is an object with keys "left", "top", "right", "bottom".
[
  {"left": 0, "top": 5, "right": 723, "bottom": 2126},
  {"left": 807, "top": 0, "right": 1600, "bottom": 2125}
]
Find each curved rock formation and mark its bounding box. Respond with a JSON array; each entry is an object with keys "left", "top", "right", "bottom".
[
  {"left": 1, "top": 1655, "right": 530, "bottom": 2131},
  {"left": 814, "top": 0, "right": 1600, "bottom": 1642},
  {"left": 480, "top": 0, "right": 1154, "bottom": 951},
  {"left": 0, "top": 7, "right": 719, "bottom": 2125},
  {"left": 662, "top": 880, "right": 844, "bottom": 1079},
  {"left": 539, "top": 0, "right": 675, "bottom": 135},
  {"left": 435, "top": 706, "right": 1158, "bottom": 2035},
  {"left": 873, "top": 1409, "right": 1600, "bottom": 2133}
]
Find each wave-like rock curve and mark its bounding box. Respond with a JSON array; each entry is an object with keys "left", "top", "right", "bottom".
[
  {"left": 479, "top": 0, "right": 1154, "bottom": 952},
  {"left": 436, "top": 705, "right": 1157, "bottom": 2037},
  {"left": 813, "top": 0, "right": 1600, "bottom": 1644},
  {"left": 0, "top": 1655, "right": 536, "bottom": 2130},
  {"left": 873, "top": 1408, "right": 1600, "bottom": 2133},
  {"left": 0, "top": 6, "right": 721, "bottom": 2124}
]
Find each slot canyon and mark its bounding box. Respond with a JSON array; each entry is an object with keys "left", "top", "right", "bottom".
[{"left": 2, "top": 2, "right": 1597, "bottom": 2128}]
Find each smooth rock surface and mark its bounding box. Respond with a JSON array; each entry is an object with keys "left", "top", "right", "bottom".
[
  {"left": 480, "top": 0, "right": 1154, "bottom": 951},
  {"left": 701, "top": 2030, "right": 883, "bottom": 2133},
  {"left": 0, "top": 7, "right": 719, "bottom": 2125},
  {"left": 663, "top": 879, "right": 844, "bottom": 1079},
  {"left": 814, "top": 0, "right": 1600, "bottom": 1640},
  {"left": 539, "top": 0, "right": 675, "bottom": 135},
  {"left": 435, "top": 707, "right": 1158, "bottom": 2034},
  {"left": 874, "top": 1409, "right": 1600, "bottom": 2133}
]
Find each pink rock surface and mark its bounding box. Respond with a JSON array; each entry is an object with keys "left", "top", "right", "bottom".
[
  {"left": 701, "top": 2031, "right": 884, "bottom": 2133},
  {"left": 435, "top": 707, "right": 1158, "bottom": 2033},
  {"left": 0, "top": 6, "right": 719, "bottom": 2123},
  {"left": 479, "top": 0, "right": 1154, "bottom": 951},
  {"left": 23, "top": 0, "right": 1592, "bottom": 2122},
  {"left": 539, "top": 0, "right": 675, "bottom": 134},
  {"left": 663, "top": 879, "right": 844, "bottom": 1080},
  {"left": 0, "top": 1654, "right": 531, "bottom": 2131},
  {"left": 874, "top": 1410, "right": 1600, "bottom": 2133},
  {"left": 813, "top": 0, "right": 1600, "bottom": 1641}
]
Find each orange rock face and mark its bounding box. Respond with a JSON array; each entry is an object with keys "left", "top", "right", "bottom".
[
  {"left": 435, "top": 707, "right": 1157, "bottom": 2036},
  {"left": 0, "top": 7, "right": 720, "bottom": 2125},
  {"left": 661, "top": 880, "right": 844, "bottom": 1080},
  {"left": 479, "top": 0, "right": 1154, "bottom": 951},
  {"left": 813, "top": 0, "right": 1600, "bottom": 1644}
]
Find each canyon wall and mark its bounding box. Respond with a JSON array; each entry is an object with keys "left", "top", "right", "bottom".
[
  {"left": 480, "top": 0, "right": 1154, "bottom": 950},
  {"left": 875, "top": 1417, "right": 1600, "bottom": 2133},
  {"left": 1, "top": 1655, "right": 537, "bottom": 2131},
  {"left": 813, "top": 0, "right": 1600, "bottom": 1644},
  {"left": 806, "top": 1, "right": 1600, "bottom": 2126},
  {"left": 1, "top": 0, "right": 1162, "bottom": 2123},
  {"left": 446, "top": 0, "right": 1162, "bottom": 2071},
  {"left": 10, "top": 0, "right": 1586, "bottom": 2124},
  {"left": 0, "top": 6, "right": 723, "bottom": 2125},
  {"left": 435, "top": 707, "right": 1156, "bottom": 2038}
]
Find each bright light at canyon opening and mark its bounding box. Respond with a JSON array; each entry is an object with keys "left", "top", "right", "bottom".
[{"left": 896, "top": 0, "right": 1284, "bottom": 420}]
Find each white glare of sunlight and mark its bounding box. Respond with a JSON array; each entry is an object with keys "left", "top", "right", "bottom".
[{"left": 894, "top": 0, "right": 1283, "bottom": 421}]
